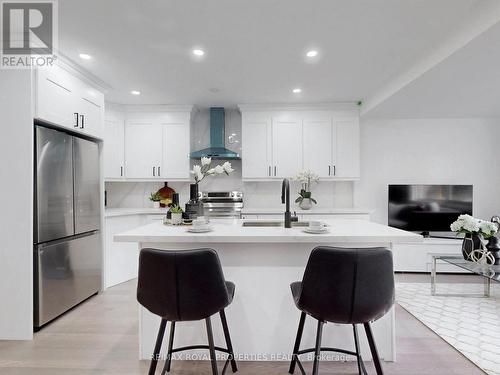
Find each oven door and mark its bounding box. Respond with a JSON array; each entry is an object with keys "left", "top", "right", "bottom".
[{"left": 202, "top": 202, "right": 242, "bottom": 218}]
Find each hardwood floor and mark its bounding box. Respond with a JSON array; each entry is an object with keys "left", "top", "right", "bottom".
[{"left": 0, "top": 278, "right": 486, "bottom": 375}]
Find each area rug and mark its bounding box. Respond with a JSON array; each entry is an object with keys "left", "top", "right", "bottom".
[{"left": 397, "top": 282, "right": 500, "bottom": 375}]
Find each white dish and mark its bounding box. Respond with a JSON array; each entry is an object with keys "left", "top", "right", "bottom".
[
  {"left": 303, "top": 227, "right": 329, "bottom": 234},
  {"left": 187, "top": 227, "right": 213, "bottom": 233}
]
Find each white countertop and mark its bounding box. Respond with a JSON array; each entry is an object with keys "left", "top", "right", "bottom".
[
  {"left": 114, "top": 219, "right": 422, "bottom": 244},
  {"left": 241, "top": 207, "right": 371, "bottom": 214},
  {"left": 105, "top": 207, "right": 169, "bottom": 217},
  {"left": 105, "top": 207, "right": 371, "bottom": 218}
]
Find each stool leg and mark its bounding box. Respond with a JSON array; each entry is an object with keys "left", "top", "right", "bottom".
[
  {"left": 352, "top": 324, "right": 363, "bottom": 375},
  {"left": 220, "top": 310, "right": 238, "bottom": 373},
  {"left": 161, "top": 321, "right": 176, "bottom": 374},
  {"left": 149, "top": 319, "right": 167, "bottom": 375},
  {"left": 206, "top": 316, "right": 219, "bottom": 375},
  {"left": 288, "top": 312, "right": 306, "bottom": 374},
  {"left": 312, "top": 320, "right": 324, "bottom": 375},
  {"left": 364, "top": 322, "right": 384, "bottom": 375}
]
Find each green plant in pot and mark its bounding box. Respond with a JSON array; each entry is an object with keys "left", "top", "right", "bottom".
[
  {"left": 294, "top": 170, "right": 319, "bottom": 210},
  {"left": 149, "top": 192, "right": 162, "bottom": 208},
  {"left": 170, "top": 204, "right": 184, "bottom": 225}
]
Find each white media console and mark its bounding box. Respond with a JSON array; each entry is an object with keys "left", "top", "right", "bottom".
[{"left": 393, "top": 237, "right": 466, "bottom": 273}]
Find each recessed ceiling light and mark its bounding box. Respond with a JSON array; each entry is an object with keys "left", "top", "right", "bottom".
[
  {"left": 130, "top": 90, "right": 141, "bottom": 95},
  {"left": 192, "top": 49, "right": 205, "bottom": 56},
  {"left": 292, "top": 88, "right": 302, "bottom": 94},
  {"left": 306, "top": 50, "right": 318, "bottom": 58},
  {"left": 79, "top": 53, "right": 92, "bottom": 60}
]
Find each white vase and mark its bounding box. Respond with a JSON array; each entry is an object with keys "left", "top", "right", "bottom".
[
  {"left": 171, "top": 212, "right": 183, "bottom": 225},
  {"left": 299, "top": 198, "right": 313, "bottom": 210},
  {"left": 152, "top": 201, "right": 160, "bottom": 209}
]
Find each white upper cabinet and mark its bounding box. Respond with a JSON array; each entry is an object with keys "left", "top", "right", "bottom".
[
  {"left": 334, "top": 118, "right": 360, "bottom": 178},
  {"left": 35, "top": 66, "right": 78, "bottom": 129},
  {"left": 35, "top": 65, "right": 104, "bottom": 138},
  {"left": 241, "top": 116, "right": 272, "bottom": 178},
  {"left": 125, "top": 118, "right": 163, "bottom": 179},
  {"left": 119, "top": 110, "right": 192, "bottom": 180},
  {"left": 240, "top": 105, "right": 360, "bottom": 180},
  {"left": 104, "top": 111, "right": 125, "bottom": 179},
  {"left": 272, "top": 117, "right": 303, "bottom": 178},
  {"left": 161, "top": 115, "right": 191, "bottom": 179},
  {"left": 303, "top": 117, "right": 334, "bottom": 178},
  {"left": 77, "top": 85, "right": 104, "bottom": 137}
]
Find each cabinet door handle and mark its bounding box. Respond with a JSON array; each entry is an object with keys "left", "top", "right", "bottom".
[
  {"left": 79, "top": 114, "right": 85, "bottom": 129},
  {"left": 120, "top": 166, "right": 123, "bottom": 177},
  {"left": 274, "top": 166, "right": 277, "bottom": 176},
  {"left": 74, "top": 113, "right": 79, "bottom": 127},
  {"left": 153, "top": 166, "right": 155, "bottom": 176},
  {"left": 158, "top": 166, "right": 161, "bottom": 176},
  {"left": 328, "top": 165, "right": 331, "bottom": 176},
  {"left": 268, "top": 166, "right": 271, "bottom": 176},
  {"left": 333, "top": 165, "right": 336, "bottom": 176}
]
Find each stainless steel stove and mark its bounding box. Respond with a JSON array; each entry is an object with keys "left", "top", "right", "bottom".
[{"left": 199, "top": 191, "right": 243, "bottom": 218}]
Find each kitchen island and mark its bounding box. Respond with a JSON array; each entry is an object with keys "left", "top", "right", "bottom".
[{"left": 115, "top": 219, "right": 421, "bottom": 362}]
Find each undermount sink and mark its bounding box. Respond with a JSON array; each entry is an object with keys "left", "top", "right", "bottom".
[{"left": 242, "top": 220, "right": 309, "bottom": 227}]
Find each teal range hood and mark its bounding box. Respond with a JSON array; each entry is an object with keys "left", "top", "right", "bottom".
[{"left": 190, "top": 107, "right": 240, "bottom": 160}]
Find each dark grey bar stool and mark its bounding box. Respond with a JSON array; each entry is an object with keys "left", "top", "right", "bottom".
[
  {"left": 137, "top": 248, "right": 238, "bottom": 375},
  {"left": 288, "top": 246, "right": 395, "bottom": 375}
]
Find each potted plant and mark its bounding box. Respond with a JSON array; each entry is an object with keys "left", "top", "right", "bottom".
[
  {"left": 450, "top": 214, "right": 498, "bottom": 263},
  {"left": 294, "top": 170, "right": 319, "bottom": 210},
  {"left": 169, "top": 204, "right": 184, "bottom": 225},
  {"left": 149, "top": 192, "right": 162, "bottom": 208}
]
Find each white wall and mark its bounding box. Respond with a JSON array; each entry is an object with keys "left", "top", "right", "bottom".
[
  {"left": 356, "top": 118, "right": 500, "bottom": 224},
  {"left": 0, "top": 70, "right": 33, "bottom": 339}
]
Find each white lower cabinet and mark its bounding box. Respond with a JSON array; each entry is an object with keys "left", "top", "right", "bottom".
[
  {"left": 104, "top": 215, "right": 143, "bottom": 289},
  {"left": 104, "top": 213, "right": 167, "bottom": 289}
]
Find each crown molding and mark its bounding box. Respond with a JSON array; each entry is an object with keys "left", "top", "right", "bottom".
[
  {"left": 238, "top": 102, "right": 360, "bottom": 113},
  {"left": 54, "top": 51, "right": 113, "bottom": 92},
  {"left": 105, "top": 103, "right": 195, "bottom": 114}
]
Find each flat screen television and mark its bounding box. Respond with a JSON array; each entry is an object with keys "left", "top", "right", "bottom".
[{"left": 388, "top": 184, "right": 473, "bottom": 233}]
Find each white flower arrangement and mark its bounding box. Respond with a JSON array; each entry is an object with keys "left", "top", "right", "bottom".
[
  {"left": 450, "top": 214, "right": 498, "bottom": 238},
  {"left": 294, "top": 170, "right": 320, "bottom": 205},
  {"left": 191, "top": 157, "right": 234, "bottom": 184}
]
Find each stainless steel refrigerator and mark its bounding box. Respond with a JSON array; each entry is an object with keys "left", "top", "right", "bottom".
[{"left": 34, "top": 125, "right": 101, "bottom": 329}]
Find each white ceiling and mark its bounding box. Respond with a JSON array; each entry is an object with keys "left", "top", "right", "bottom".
[
  {"left": 57, "top": 0, "right": 489, "bottom": 109},
  {"left": 363, "top": 19, "right": 500, "bottom": 118}
]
